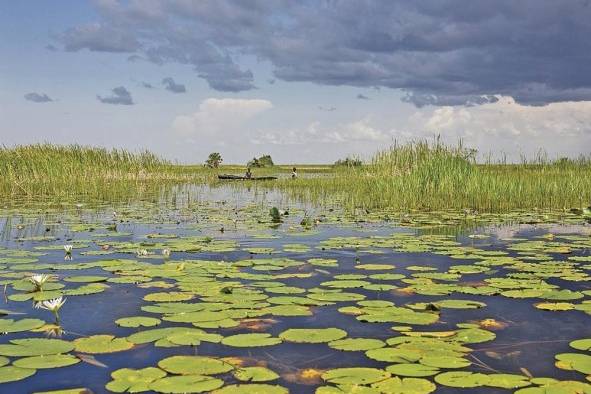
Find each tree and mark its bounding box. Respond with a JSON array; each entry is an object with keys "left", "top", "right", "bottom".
[
  {"left": 247, "top": 154, "right": 274, "bottom": 168},
  {"left": 206, "top": 152, "right": 223, "bottom": 168}
]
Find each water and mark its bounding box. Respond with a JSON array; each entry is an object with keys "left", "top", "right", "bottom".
[{"left": 0, "top": 184, "right": 589, "bottom": 393}]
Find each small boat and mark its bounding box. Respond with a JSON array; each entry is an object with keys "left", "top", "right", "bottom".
[{"left": 218, "top": 174, "right": 278, "bottom": 181}]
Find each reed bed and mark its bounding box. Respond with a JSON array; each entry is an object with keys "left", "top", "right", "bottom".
[
  {"left": 2, "top": 142, "right": 590, "bottom": 212},
  {"left": 271, "top": 141, "right": 591, "bottom": 212}
]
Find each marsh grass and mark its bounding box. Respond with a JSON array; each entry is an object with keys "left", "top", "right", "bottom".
[
  {"left": 2, "top": 142, "right": 590, "bottom": 212},
  {"left": 271, "top": 141, "right": 591, "bottom": 212}
]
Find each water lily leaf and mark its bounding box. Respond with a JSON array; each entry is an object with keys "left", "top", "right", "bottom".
[
  {"left": 371, "top": 376, "right": 436, "bottom": 394},
  {"left": 365, "top": 347, "right": 421, "bottom": 363},
  {"left": 385, "top": 363, "right": 439, "bottom": 377},
  {"left": 419, "top": 355, "right": 471, "bottom": 369},
  {"left": 555, "top": 353, "right": 591, "bottom": 374},
  {"left": 63, "top": 275, "right": 108, "bottom": 283},
  {"left": 128, "top": 328, "right": 222, "bottom": 345},
  {"left": 0, "top": 338, "right": 74, "bottom": 356},
  {"left": 570, "top": 338, "right": 591, "bottom": 351},
  {"left": 149, "top": 375, "right": 224, "bottom": 393},
  {"left": 280, "top": 328, "right": 347, "bottom": 343},
  {"left": 233, "top": 367, "right": 279, "bottom": 382},
  {"left": 115, "top": 316, "right": 161, "bottom": 328},
  {"left": 514, "top": 380, "right": 591, "bottom": 393},
  {"left": 485, "top": 373, "right": 531, "bottom": 389},
  {"left": 158, "top": 355, "right": 234, "bottom": 375},
  {"left": 433, "top": 299, "right": 486, "bottom": 309},
  {"left": 222, "top": 333, "right": 282, "bottom": 347},
  {"left": 212, "top": 384, "right": 288, "bottom": 394},
  {"left": 106, "top": 367, "right": 167, "bottom": 393},
  {"left": 13, "top": 354, "right": 80, "bottom": 369},
  {"left": 435, "top": 371, "right": 490, "bottom": 388},
  {"left": 328, "top": 338, "right": 385, "bottom": 351},
  {"left": 0, "top": 318, "right": 45, "bottom": 333},
  {"left": 143, "top": 292, "right": 194, "bottom": 302},
  {"left": 322, "top": 368, "right": 390, "bottom": 385},
  {"left": 0, "top": 365, "right": 36, "bottom": 383},
  {"left": 74, "top": 335, "right": 134, "bottom": 354}
]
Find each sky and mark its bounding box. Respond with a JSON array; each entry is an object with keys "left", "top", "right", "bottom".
[{"left": 1, "top": 0, "right": 591, "bottom": 164}]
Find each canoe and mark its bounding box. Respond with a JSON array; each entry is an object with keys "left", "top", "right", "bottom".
[{"left": 218, "top": 174, "right": 278, "bottom": 181}]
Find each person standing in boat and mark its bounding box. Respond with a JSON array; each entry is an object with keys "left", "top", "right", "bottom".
[
  {"left": 245, "top": 167, "right": 252, "bottom": 179},
  {"left": 291, "top": 167, "right": 298, "bottom": 179}
]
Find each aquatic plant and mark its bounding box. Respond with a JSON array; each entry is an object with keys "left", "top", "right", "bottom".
[
  {"left": 35, "top": 297, "right": 66, "bottom": 322},
  {"left": 28, "top": 274, "right": 52, "bottom": 292}
]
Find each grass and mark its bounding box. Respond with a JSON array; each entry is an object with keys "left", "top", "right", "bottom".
[
  {"left": 2, "top": 142, "right": 590, "bottom": 212},
  {"left": 271, "top": 141, "right": 591, "bottom": 212}
]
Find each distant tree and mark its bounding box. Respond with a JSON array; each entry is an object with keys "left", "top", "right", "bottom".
[
  {"left": 248, "top": 154, "right": 274, "bottom": 168},
  {"left": 333, "top": 157, "right": 363, "bottom": 168},
  {"left": 206, "top": 152, "right": 223, "bottom": 168}
]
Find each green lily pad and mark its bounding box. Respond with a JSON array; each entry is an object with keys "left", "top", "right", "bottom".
[
  {"left": 435, "top": 371, "right": 491, "bottom": 388},
  {"left": 149, "top": 375, "right": 224, "bottom": 393},
  {"left": 222, "top": 333, "right": 282, "bottom": 348},
  {"left": 158, "top": 356, "right": 234, "bottom": 375},
  {"left": 0, "top": 318, "right": 45, "bottom": 333},
  {"left": 328, "top": 338, "right": 385, "bottom": 351},
  {"left": 385, "top": 363, "right": 440, "bottom": 377},
  {"left": 115, "top": 316, "right": 161, "bottom": 328},
  {"left": 13, "top": 354, "right": 80, "bottom": 369},
  {"left": 233, "top": 367, "right": 279, "bottom": 382},
  {"left": 486, "top": 373, "right": 531, "bottom": 389},
  {"left": 63, "top": 275, "right": 108, "bottom": 283},
  {"left": 322, "top": 368, "right": 390, "bottom": 385},
  {"left": 0, "top": 365, "right": 36, "bottom": 383},
  {"left": 371, "top": 377, "right": 436, "bottom": 394},
  {"left": 74, "top": 335, "right": 134, "bottom": 354},
  {"left": 212, "top": 384, "right": 288, "bottom": 394},
  {"left": 280, "top": 328, "right": 347, "bottom": 343},
  {"left": 0, "top": 338, "right": 74, "bottom": 356},
  {"left": 570, "top": 338, "right": 591, "bottom": 351},
  {"left": 106, "top": 367, "right": 167, "bottom": 393},
  {"left": 555, "top": 353, "right": 591, "bottom": 374}
]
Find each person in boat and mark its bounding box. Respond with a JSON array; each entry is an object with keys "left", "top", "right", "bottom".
[
  {"left": 245, "top": 167, "right": 252, "bottom": 179},
  {"left": 291, "top": 167, "right": 297, "bottom": 179}
]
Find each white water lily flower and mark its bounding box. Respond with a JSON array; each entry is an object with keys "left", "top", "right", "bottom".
[
  {"left": 29, "top": 274, "right": 52, "bottom": 290},
  {"left": 35, "top": 297, "right": 66, "bottom": 312},
  {"left": 64, "top": 245, "right": 73, "bottom": 254},
  {"left": 136, "top": 249, "right": 148, "bottom": 257}
]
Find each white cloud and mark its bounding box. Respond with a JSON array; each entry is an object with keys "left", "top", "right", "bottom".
[{"left": 173, "top": 98, "right": 273, "bottom": 137}]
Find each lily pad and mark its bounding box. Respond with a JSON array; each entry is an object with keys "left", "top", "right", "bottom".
[
  {"left": 149, "top": 375, "right": 224, "bottom": 393},
  {"left": 158, "top": 355, "right": 234, "bottom": 375},
  {"left": 13, "top": 354, "right": 80, "bottom": 369},
  {"left": 222, "top": 333, "right": 282, "bottom": 348},
  {"left": 106, "top": 367, "right": 167, "bottom": 393},
  {"left": 233, "top": 367, "right": 280, "bottom": 382},
  {"left": 74, "top": 335, "right": 134, "bottom": 354},
  {"left": 280, "top": 328, "right": 347, "bottom": 343}
]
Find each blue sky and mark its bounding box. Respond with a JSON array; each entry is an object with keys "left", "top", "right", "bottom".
[{"left": 1, "top": 1, "right": 591, "bottom": 163}]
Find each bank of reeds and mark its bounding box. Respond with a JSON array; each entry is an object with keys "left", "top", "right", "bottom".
[{"left": 272, "top": 141, "right": 591, "bottom": 212}]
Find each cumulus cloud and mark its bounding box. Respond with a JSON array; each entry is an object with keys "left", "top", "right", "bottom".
[
  {"left": 59, "top": 1, "right": 591, "bottom": 102},
  {"left": 162, "top": 77, "right": 186, "bottom": 93},
  {"left": 24, "top": 92, "right": 53, "bottom": 103},
  {"left": 356, "top": 94, "right": 370, "bottom": 100},
  {"left": 173, "top": 98, "right": 272, "bottom": 137},
  {"left": 253, "top": 118, "right": 394, "bottom": 146},
  {"left": 141, "top": 81, "right": 154, "bottom": 89},
  {"left": 62, "top": 23, "right": 140, "bottom": 52},
  {"left": 97, "top": 86, "right": 134, "bottom": 105}
]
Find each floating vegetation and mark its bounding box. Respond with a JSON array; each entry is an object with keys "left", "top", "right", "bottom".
[{"left": 0, "top": 183, "right": 589, "bottom": 393}]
